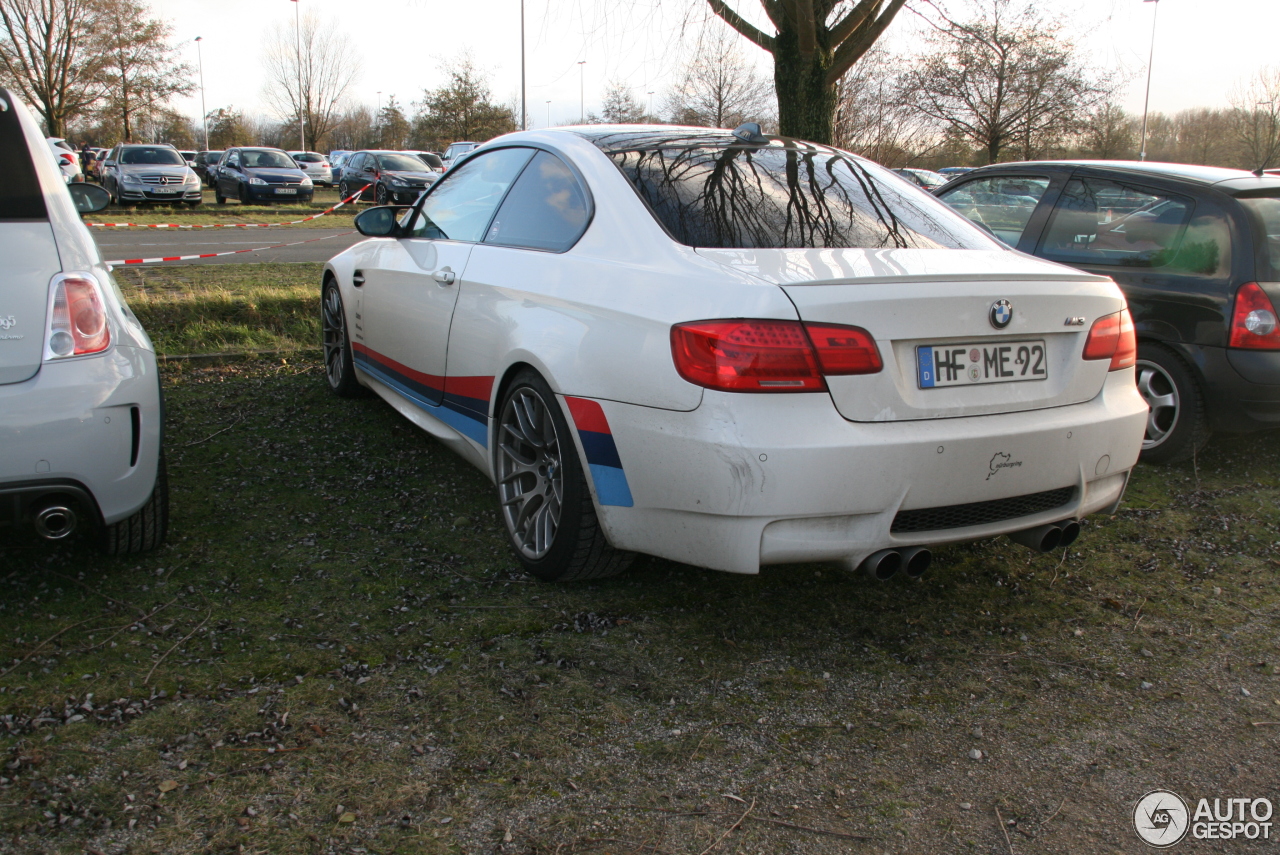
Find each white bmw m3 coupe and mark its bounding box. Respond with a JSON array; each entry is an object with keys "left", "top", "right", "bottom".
[{"left": 321, "top": 124, "right": 1147, "bottom": 582}]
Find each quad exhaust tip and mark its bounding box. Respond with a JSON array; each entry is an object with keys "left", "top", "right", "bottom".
[
  {"left": 34, "top": 504, "right": 77, "bottom": 541},
  {"left": 1008, "top": 520, "right": 1080, "bottom": 553},
  {"left": 859, "top": 547, "right": 931, "bottom": 581}
]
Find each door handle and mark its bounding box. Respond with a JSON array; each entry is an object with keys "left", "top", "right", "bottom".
[
  {"left": 352, "top": 270, "right": 365, "bottom": 287},
  {"left": 433, "top": 269, "right": 456, "bottom": 286}
]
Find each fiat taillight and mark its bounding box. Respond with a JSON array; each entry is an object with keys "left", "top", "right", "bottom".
[
  {"left": 1228, "top": 282, "right": 1280, "bottom": 350},
  {"left": 1082, "top": 309, "right": 1136, "bottom": 370},
  {"left": 45, "top": 274, "right": 111, "bottom": 359},
  {"left": 670, "top": 319, "right": 881, "bottom": 392}
]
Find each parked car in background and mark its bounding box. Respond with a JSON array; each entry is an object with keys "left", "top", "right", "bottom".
[
  {"left": 287, "top": 151, "right": 333, "bottom": 185},
  {"left": 410, "top": 151, "right": 445, "bottom": 172},
  {"left": 321, "top": 125, "right": 1145, "bottom": 582},
  {"left": 328, "top": 150, "right": 351, "bottom": 171},
  {"left": 441, "top": 141, "right": 478, "bottom": 168},
  {"left": 0, "top": 88, "right": 168, "bottom": 553},
  {"left": 193, "top": 150, "right": 224, "bottom": 185},
  {"left": 178, "top": 150, "right": 197, "bottom": 165},
  {"left": 46, "top": 138, "right": 80, "bottom": 182},
  {"left": 101, "top": 143, "right": 203, "bottom": 206},
  {"left": 88, "top": 148, "right": 110, "bottom": 182},
  {"left": 893, "top": 167, "right": 947, "bottom": 191},
  {"left": 937, "top": 160, "right": 1280, "bottom": 462},
  {"left": 215, "top": 147, "right": 314, "bottom": 204},
  {"left": 937, "top": 166, "right": 975, "bottom": 178},
  {"left": 336, "top": 150, "right": 438, "bottom": 205}
]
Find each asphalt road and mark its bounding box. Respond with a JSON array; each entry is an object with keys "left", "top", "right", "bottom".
[{"left": 93, "top": 228, "right": 365, "bottom": 266}]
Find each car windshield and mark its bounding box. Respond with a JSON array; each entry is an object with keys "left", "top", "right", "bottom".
[
  {"left": 241, "top": 150, "right": 297, "bottom": 169},
  {"left": 417, "top": 152, "right": 443, "bottom": 169},
  {"left": 605, "top": 140, "right": 992, "bottom": 250},
  {"left": 377, "top": 154, "right": 428, "bottom": 172},
  {"left": 292, "top": 152, "right": 324, "bottom": 163},
  {"left": 1240, "top": 195, "right": 1280, "bottom": 278},
  {"left": 120, "top": 147, "right": 185, "bottom": 165}
]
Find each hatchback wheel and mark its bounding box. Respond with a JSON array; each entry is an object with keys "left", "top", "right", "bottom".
[
  {"left": 1135, "top": 343, "right": 1210, "bottom": 464},
  {"left": 375, "top": 184, "right": 388, "bottom": 205},
  {"left": 321, "top": 278, "right": 366, "bottom": 398},
  {"left": 495, "top": 370, "right": 632, "bottom": 582}
]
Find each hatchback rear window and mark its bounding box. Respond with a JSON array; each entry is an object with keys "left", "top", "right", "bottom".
[
  {"left": 1239, "top": 195, "right": 1280, "bottom": 279},
  {"left": 604, "top": 143, "right": 991, "bottom": 250},
  {"left": 0, "top": 94, "right": 46, "bottom": 220},
  {"left": 292, "top": 153, "right": 323, "bottom": 162}
]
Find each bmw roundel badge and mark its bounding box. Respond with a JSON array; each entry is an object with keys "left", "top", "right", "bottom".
[{"left": 990, "top": 299, "right": 1013, "bottom": 329}]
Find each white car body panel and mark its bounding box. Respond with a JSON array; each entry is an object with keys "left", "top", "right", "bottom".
[
  {"left": 324, "top": 127, "right": 1148, "bottom": 575},
  {"left": 0, "top": 90, "right": 162, "bottom": 529}
]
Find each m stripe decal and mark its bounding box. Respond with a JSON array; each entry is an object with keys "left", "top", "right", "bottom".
[
  {"left": 564, "top": 396, "right": 633, "bottom": 507},
  {"left": 351, "top": 342, "right": 492, "bottom": 447}
]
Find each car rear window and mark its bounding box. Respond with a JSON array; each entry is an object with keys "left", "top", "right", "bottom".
[
  {"left": 604, "top": 143, "right": 990, "bottom": 250},
  {"left": 292, "top": 152, "right": 323, "bottom": 162},
  {"left": 1239, "top": 195, "right": 1280, "bottom": 279},
  {"left": 0, "top": 93, "right": 46, "bottom": 220}
]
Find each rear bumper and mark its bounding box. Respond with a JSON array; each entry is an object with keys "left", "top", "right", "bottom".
[
  {"left": 579, "top": 370, "right": 1147, "bottom": 574},
  {"left": 1183, "top": 345, "right": 1280, "bottom": 432},
  {"left": 0, "top": 346, "right": 162, "bottom": 527}
]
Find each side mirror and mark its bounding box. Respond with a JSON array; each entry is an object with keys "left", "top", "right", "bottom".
[
  {"left": 68, "top": 182, "right": 111, "bottom": 214},
  {"left": 354, "top": 205, "right": 404, "bottom": 237},
  {"left": 363, "top": 165, "right": 376, "bottom": 173}
]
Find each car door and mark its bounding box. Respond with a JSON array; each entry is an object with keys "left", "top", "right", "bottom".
[
  {"left": 356, "top": 146, "right": 536, "bottom": 411},
  {"left": 937, "top": 171, "right": 1064, "bottom": 251},
  {"left": 218, "top": 150, "right": 240, "bottom": 196},
  {"left": 1032, "top": 172, "right": 1234, "bottom": 346}
]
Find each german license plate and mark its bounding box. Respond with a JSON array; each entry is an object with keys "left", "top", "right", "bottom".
[
  {"left": 152, "top": 187, "right": 179, "bottom": 194},
  {"left": 274, "top": 188, "right": 297, "bottom": 195},
  {"left": 917, "top": 340, "right": 1047, "bottom": 388}
]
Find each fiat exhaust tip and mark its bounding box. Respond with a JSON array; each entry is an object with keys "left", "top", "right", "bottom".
[
  {"left": 861, "top": 548, "right": 902, "bottom": 581},
  {"left": 33, "top": 504, "right": 77, "bottom": 541},
  {"left": 1008, "top": 523, "right": 1062, "bottom": 553},
  {"left": 900, "top": 546, "right": 932, "bottom": 578}
]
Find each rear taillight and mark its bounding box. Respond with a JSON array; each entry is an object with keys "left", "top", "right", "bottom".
[
  {"left": 45, "top": 274, "right": 111, "bottom": 359},
  {"left": 1082, "top": 308, "right": 1136, "bottom": 371},
  {"left": 1229, "top": 282, "right": 1280, "bottom": 350},
  {"left": 671, "top": 319, "right": 881, "bottom": 392}
]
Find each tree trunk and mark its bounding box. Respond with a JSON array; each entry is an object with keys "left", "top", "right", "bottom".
[{"left": 772, "top": 31, "right": 836, "bottom": 145}]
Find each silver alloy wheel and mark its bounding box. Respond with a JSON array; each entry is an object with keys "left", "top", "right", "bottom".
[
  {"left": 1135, "top": 358, "right": 1180, "bottom": 449},
  {"left": 497, "top": 387, "right": 564, "bottom": 560},
  {"left": 322, "top": 285, "right": 346, "bottom": 389}
]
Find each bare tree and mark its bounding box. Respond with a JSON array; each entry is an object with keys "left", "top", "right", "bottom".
[
  {"left": 95, "top": 0, "right": 193, "bottom": 142},
  {"left": 832, "top": 44, "right": 933, "bottom": 164},
  {"left": 1231, "top": 66, "right": 1280, "bottom": 172},
  {"left": 0, "top": 0, "right": 105, "bottom": 136},
  {"left": 664, "top": 27, "right": 774, "bottom": 129},
  {"left": 901, "top": 0, "right": 1110, "bottom": 164},
  {"left": 1079, "top": 102, "right": 1135, "bottom": 160},
  {"left": 707, "top": 0, "right": 907, "bottom": 143},
  {"left": 262, "top": 12, "right": 359, "bottom": 152}
]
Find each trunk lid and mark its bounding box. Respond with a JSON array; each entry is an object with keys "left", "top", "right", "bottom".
[
  {"left": 695, "top": 248, "right": 1126, "bottom": 422},
  {"left": 0, "top": 221, "right": 59, "bottom": 385}
]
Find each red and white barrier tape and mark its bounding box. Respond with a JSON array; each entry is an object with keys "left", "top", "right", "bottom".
[
  {"left": 87, "top": 184, "right": 372, "bottom": 229},
  {"left": 103, "top": 230, "right": 356, "bottom": 266}
]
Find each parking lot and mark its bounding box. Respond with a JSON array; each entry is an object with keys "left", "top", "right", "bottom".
[{"left": 0, "top": 268, "right": 1277, "bottom": 853}]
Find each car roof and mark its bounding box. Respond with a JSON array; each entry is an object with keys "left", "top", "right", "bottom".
[
  {"left": 119, "top": 142, "right": 176, "bottom": 148},
  {"left": 959, "top": 159, "right": 1280, "bottom": 193},
  {"left": 568, "top": 124, "right": 851, "bottom": 158}
]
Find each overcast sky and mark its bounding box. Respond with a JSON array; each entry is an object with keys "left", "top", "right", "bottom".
[{"left": 152, "top": 0, "right": 1274, "bottom": 133}]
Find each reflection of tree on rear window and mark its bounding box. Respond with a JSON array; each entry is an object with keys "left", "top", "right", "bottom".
[{"left": 121, "top": 148, "right": 185, "bottom": 165}]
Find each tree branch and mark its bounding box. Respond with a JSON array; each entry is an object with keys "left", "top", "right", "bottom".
[
  {"left": 829, "top": 0, "right": 880, "bottom": 47},
  {"left": 707, "top": 0, "right": 776, "bottom": 53},
  {"left": 826, "top": 0, "right": 906, "bottom": 85},
  {"left": 792, "top": 0, "right": 817, "bottom": 56}
]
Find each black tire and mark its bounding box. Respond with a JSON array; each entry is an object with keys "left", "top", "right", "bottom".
[
  {"left": 338, "top": 181, "right": 348, "bottom": 201},
  {"left": 1135, "top": 342, "right": 1211, "bottom": 464},
  {"left": 215, "top": 185, "right": 226, "bottom": 205},
  {"left": 494, "top": 370, "right": 632, "bottom": 582},
  {"left": 101, "top": 453, "right": 169, "bottom": 555},
  {"left": 375, "top": 184, "right": 388, "bottom": 205},
  {"left": 321, "top": 277, "right": 366, "bottom": 398}
]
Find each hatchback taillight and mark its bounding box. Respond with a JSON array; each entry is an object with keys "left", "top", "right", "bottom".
[
  {"left": 45, "top": 274, "right": 111, "bottom": 359},
  {"left": 1228, "top": 282, "right": 1280, "bottom": 350},
  {"left": 1082, "top": 308, "right": 1136, "bottom": 370},
  {"left": 671, "top": 319, "right": 881, "bottom": 392}
]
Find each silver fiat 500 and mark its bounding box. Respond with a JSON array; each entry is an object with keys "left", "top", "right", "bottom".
[{"left": 0, "top": 88, "right": 167, "bottom": 552}]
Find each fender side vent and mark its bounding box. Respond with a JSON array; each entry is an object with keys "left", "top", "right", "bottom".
[
  {"left": 129, "top": 406, "right": 141, "bottom": 467},
  {"left": 891, "top": 486, "right": 1076, "bottom": 533}
]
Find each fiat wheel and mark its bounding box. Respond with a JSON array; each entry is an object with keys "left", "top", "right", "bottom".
[
  {"left": 495, "top": 370, "right": 631, "bottom": 582},
  {"left": 1135, "top": 343, "right": 1210, "bottom": 464}
]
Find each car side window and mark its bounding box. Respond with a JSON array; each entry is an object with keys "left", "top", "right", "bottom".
[
  {"left": 939, "top": 176, "right": 1051, "bottom": 246},
  {"left": 483, "top": 151, "right": 590, "bottom": 252},
  {"left": 406, "top": 147, "right": 534, "bottom": 242},
  {"left": 1041, "top": 177, "right": 1193, "bottom": 270}
]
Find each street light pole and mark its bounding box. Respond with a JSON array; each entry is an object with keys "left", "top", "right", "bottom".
[
  {"left": 1139, "top": 0, "right": 1160, "bottom": 161},
  {"left": 376, "top": 91, "right": 382, "bottom": 148},
  {"left": 546, "top": 100, "right": 551, "bottom": 128},
  {"left": 578, "top": 60, "right": 586, "bottom": 123},
  {"left": 520, "top": 0, "right": 526, "bottom": 131},
  {"left": 647, "top": 90, "right": 654, "bottom": 120},
  {"left": 195, "top": 37, "right": 208, "bottom": 151},
  {"left": 292, "top": 0, "right": 305, "bottom": 151}
]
